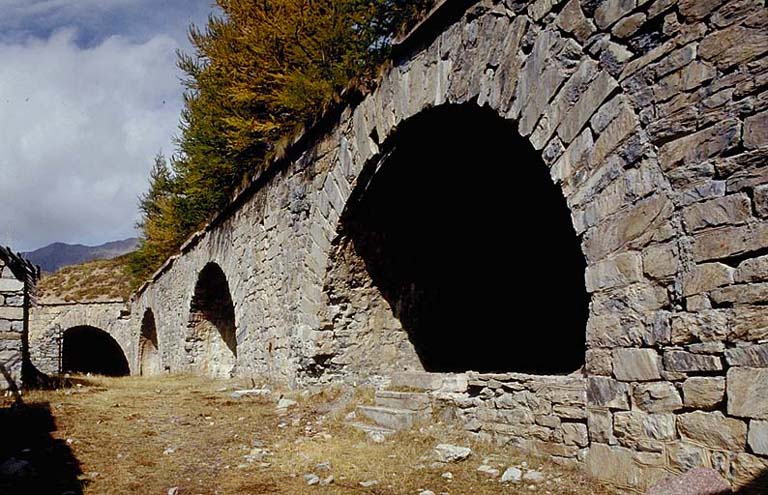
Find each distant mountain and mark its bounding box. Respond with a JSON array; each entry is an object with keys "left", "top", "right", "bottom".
[{"left": 24, "top": 238, "right": 139, "bottom": 273}]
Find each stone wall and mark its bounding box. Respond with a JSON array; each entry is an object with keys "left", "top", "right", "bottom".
[
  {"left": 27, "top": 0, "right": 768, "bottom": 491},
  {"left": 0, "top": 246, "right": 38, "bottom": 391},
  {"left": 29, "top": 302, "right": 133, "bottom": 376},
  {"left": 0, "top": 257, "right": 26, "bottom": 390}
]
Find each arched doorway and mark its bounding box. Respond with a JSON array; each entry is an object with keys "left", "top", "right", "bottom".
[
  {"left": 326, "top": 103, "right": 588, "bottom": 373},
  {"left": 187, "top": 262, "right": 237, "bottom": 377},
  {"left": 139, "top": 309, "right": 161, "bottom": 376},
  {"left": 62, "top": 326, "right": 130, "bottom": 376}
]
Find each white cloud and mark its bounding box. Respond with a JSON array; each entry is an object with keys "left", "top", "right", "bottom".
[{"left": 0, "top": 28, "right": 185, "bottom": 251}]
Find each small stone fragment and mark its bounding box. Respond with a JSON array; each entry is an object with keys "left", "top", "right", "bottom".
[
  {"left": 434, "top": 444, "right": 471, "bottom": 463},
  {"left": 501, "top": 467, "right": 523, "bottom": 483}
]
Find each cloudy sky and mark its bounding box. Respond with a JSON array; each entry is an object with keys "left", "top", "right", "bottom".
[{"left": 0, "top": 0, "right": 216, "bottom": 251}]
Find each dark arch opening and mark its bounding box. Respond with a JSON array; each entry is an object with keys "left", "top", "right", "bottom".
[
  {"left": 338, "top": 103, "right": 588, "bottom": 373},
  {"left": 62, "top": 326, "right": 130, "bottom": 376},
  {"left": 188, "top": 262, "right": 237, "bottom": 376},
  {"left": 139, "top": 309, "right": 161, "bottom": 376}
]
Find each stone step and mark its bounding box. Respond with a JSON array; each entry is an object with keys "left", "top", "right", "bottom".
[
  {"left": 389, "top": 371, "right": 446, "bottom": 391},
  {"left": 389, "top": 371, "right": 468, "bottom": 392},
  {"left": 356, "top": 405, "right": 428, "bottom": 431},
  {"left": 347, "top": 421, "right": 395, "bottom": 437},
  {"left": 375, "top": 390, "right": 431, "bottom": 411}
]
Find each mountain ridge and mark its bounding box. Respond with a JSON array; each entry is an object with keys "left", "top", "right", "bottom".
[{"left": 23, "top": 238, "right": 138, "bottom": 273}]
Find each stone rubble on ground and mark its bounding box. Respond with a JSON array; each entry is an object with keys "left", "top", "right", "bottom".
[
  {"left": 501, "top": 467, "right": 523, "bottom": 483},
  {"left": 434, "top": 444, "right": 472, "bottom": 463},
  {"left": 229, "top": 388, "right": 271, "bottom": 399}
]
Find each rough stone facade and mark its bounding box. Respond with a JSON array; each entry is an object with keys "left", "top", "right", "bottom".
[
  {"left": 0, "top": 247, "right": 38, "bottom": 391},
  {"left": 27, "top": 0, "right": 768, "bottom": 491},
  {"left": 29, "top": 302, "right": 133, "bottom": 376}
]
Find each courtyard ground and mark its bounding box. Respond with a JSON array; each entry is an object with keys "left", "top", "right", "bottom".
[{"left": 0, "top": 375, "right": 615, "bottom": 494}]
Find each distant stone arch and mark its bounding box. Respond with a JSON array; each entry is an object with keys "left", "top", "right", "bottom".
[
  {"left": 139, "top": 309, "right": 161, "bottom": 376},
  {"left": 62, "top": 325, "right": 129, "bottom": 376},
  {"left": 186, "top": 262, "right": 237, "bottom": 377}
]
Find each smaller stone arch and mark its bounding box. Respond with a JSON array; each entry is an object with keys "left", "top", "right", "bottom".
[
  {"left": 62, "top": 325, "right": 130, "bottom": 376},
  {"left": 139, "top": 309, "right": 161, "bottom": 376},
  {"left": 186, "top": 262, "right": 237, "bottom": 377}
]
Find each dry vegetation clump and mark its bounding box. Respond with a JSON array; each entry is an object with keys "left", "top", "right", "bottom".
[
  {"left": 1, "top": 375, "right": 616, "bottom": 495},
  {"left": 37, "top": 254, "right": 133, "bottom": 303}
]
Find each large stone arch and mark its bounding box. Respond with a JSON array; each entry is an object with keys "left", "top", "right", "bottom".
[
  {"left": 61, "top": 325, "right": 130, "bottom": 376},
  {"left": 185, "top": 262, "right": 238, "bottom": 378},
  {"left": 321, "top": 101, "right": 590, "bottom": 374},
  {"left": 299, "top": 2, "right": 768, "bottom": 490},
  {"left": 310, "top": 3, "right": 674, "bottom": 381},
  {"left": 28, "top": 302, "right": 134, "bottom": 376},
  {"left": 139, "top": 308, "right": 161, "bottom": 376}
]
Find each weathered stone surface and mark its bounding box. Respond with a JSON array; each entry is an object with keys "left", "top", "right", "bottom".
[
  {"left": 678, "top": 0, "right": 728, "bottom": 20},
  {"left": 693, "top": 223, "right": 768, "bottom": 262},
  {"left": 678, "top": 411, "right": 747, "bottom": 451},
  {"left": 743, "top": 110, "right": 767, "bottom": 150},
  {"left": 725, "top": 344, "right": 768, "bottom": 368},
  {"left": 588, "top": 408, "right": 616, "bottom": 443},
  {"left": 699, "top": 21, "right": 768, "bottom": 69},
  {"left": 664, "top": 351, "right": 722, "bottom": 373},
  {"left": 613, "top": 348, "right": 661, "bottom": 381},
  {"left": 666, "top": 443, "right": 708, "bottom": 473},
  {"left": 0, "top": 306, "right": 23, "bottom": 321},
  {"left": 434, "top": 443, "right": 471, "bottom": 463},
  {"left": 728, "top": 367, "right": 768, "bottom": 419},
  {"left": 614, "top": 411, "right": 675, "bottom": 451},
  {"left": 561, "top": 422, "right": 589, "bottom": 447},
  {"left": 612, "top": 12, "right": 646, "bottom": 38},
  {"left": 558, "top": 71, "right": 618, "bottom": 144},
  {"left": 587, "top": 313, "right": 645, "bottom": 348},
  {"left": 736, "top": 255, "right": 768, "bottom": 283},
  {"left": 731, "top": 453, "right": 768, "bottom": 491},
  {"left": 711, "top": 283, "right": 768, "bottom": 305},
  {"left": 588, "top": 102, "right": 638, "bottom": 167},
  {"left": 555, "top": 0, "right": 595, "bottom": 42},
  {"left": 633, "top": 382, "right": 683, "bottom": 413},
  {"left": 595, "top": 0, "right": 637, "bottom": 29},
  {"left": 586, "top": 349, "right": 613, "bottom": 375},
  {"left": 0, "top": 278, "right": 23, "bottom": 292},
  {"left": 645, "top": 467, "right": 731, "bottom": 495},
  {"left": 683, "top": 194, "right": 751, "bottom": 232},
  {"left": 585, "top": 252, "right": 644, "bottom": 292},
  {"left": 583, "top": 195, "right": 672, "bottom": 263},
  {"left": 748, "top": 420, "right": 768, "bottom": 456},
  {"left": 654, "top": 62, "right": 716, "bottom": 102},
  {"left": 682, "top": 263, "right": 735, "bottom": 297},
  {"left": 658, "top": 119, "right": 741, "bottom": 172},
  {"left": 642, "top": 243, "right": 678, "bottom": 279},
  {"left": 756, "top": 184, "right": 768, "bottom": 218},
  {"left": 587, "top": 377, "right": 630, "bottom": 409},
  {"left": 682, "top": 377, "right": 725, "bottom": 408},
  {"left": 671, "top": 311, "right": 729, "bottom": 344},
  {"left": 731, "top": 307, "right": 768, "bottom": 341},
  {"left": 585, "top": 443, "right": 645, "bottom": 487}
]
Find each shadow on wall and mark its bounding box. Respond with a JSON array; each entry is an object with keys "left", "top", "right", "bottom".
[
  {"left": 0, "top": 401, "right": 83, "bottom": 495},
  {"left": 731, "top": 471, "right": 768, "bottom": 495},
  {"left": 338, "top": 103, "right": 589, "bottom": 374}
]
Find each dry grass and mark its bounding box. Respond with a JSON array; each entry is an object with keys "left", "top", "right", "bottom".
[
  {"left": 37, "top": 255, "right": 133, "bottom": 303},
  {"left": 1, "top": 375, "right": 616, "bottom": 495}
]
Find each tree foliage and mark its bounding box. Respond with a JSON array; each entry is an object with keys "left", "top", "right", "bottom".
[{"left": 128, "top": 0, "right": 433, "bottom": 286}]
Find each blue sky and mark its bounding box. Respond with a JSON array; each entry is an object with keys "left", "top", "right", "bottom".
[{"left": 0, "top": 0, "right": 217, "bottom": 251}]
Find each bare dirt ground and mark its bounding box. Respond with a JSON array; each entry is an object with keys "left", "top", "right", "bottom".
[{"left": 0, "top": 375, "right": 616, "bottom": 494}]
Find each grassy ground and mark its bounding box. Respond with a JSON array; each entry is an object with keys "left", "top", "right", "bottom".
[{"left": 1, "top": 375, "right": 615, "bottom": 495}]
